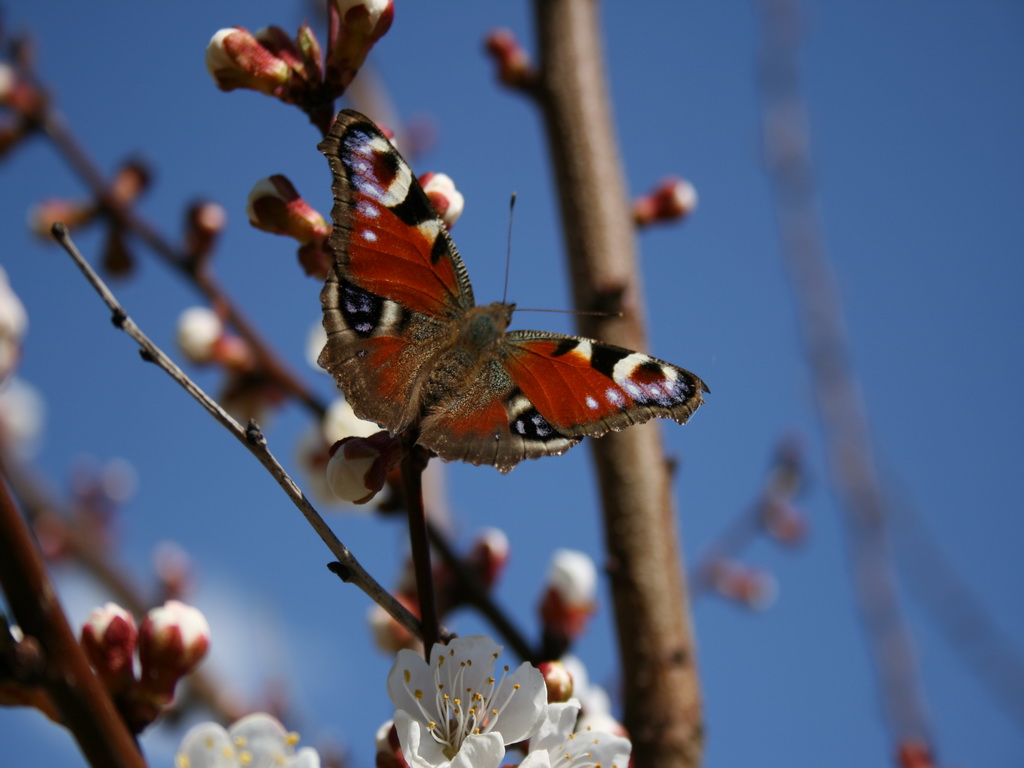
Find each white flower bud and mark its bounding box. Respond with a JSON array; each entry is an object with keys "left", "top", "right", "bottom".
[{"left": 176, "top": 306, "right": 222, "bottom": 363}]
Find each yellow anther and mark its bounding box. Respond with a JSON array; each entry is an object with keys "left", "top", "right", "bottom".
[
  {"left": 414, "top": 689, "right": 424, "bottom": 699},
  {"left": 175, "top": 755, "right": 191, "bottom": 768},
  {"left": 285, "top": 732, "right": 300, "bottom": 747},
  {"left": 513, "top": 683, "right": 520, "bottom": 690},
  {"left": 238, "top": 749, "right": 253, "bottom": 766},
  {"left": 404, "top": 669, "right": 411, "bottom": 683}
]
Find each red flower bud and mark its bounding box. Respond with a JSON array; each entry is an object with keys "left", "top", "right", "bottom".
[
  {"left": 206, "top": 27, "right": 291, "bottom": 97},
  {"left": 184, "top": 201, "right": 227, "bottom": 263},
  {"left": 539, "top": 549, "right": 597, "bottom": 644},
  {"left": 537, "top": 660, "right": 574, "bottom": 703},
  {"left": 419, "top": 172, "right": 464, "bottom": 229},
  {"left": 633, "top": 177, "right": 698, "bottom": 228},
  {"left": 466, "top": 527, "right": 509, "bottom": 589},
  {"left": 484, "top": 29, "right": 536, "bottom": 90},
  {"left": 247, "top": 175, "right": 330, "bottom": 244},
  {"left": 137, "top": 600, "right": 210, "bottom": 705},
  {"left": 326, "top": 0, "right": 395, "bottom": 92},
  {"left": 80, "top": 603, "right": 138, "bottom": 695}
]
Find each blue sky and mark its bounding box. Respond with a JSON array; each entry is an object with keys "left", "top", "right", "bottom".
[{"left": 2, "top": 1, "right": 1023, "bottom": 766}]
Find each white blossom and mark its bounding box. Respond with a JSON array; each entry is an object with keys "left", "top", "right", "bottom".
[
  {"left": 519, "top": 699, "right": 631, "bottom": 768},
  {"left": 387, "top": 635, "right": 547, "bottom": 768},
  {"left": 175, "top": 713, "right": 320, "bottom": 768}
]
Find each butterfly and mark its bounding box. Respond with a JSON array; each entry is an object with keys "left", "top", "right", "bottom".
[{"left": 317, "top": 109, "right": 707, "bottom": 473}]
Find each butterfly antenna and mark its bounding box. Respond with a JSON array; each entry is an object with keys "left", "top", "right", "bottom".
[
  {"left": 515, "top": 307, "right": 625, "bottom": 318},
  {"left": 502, "top": 192, "right": 516, "bottom": 305}
]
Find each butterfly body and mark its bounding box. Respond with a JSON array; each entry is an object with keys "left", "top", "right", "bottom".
[{"left": 319, "top": 110, "right": 707, "bottom": 472}]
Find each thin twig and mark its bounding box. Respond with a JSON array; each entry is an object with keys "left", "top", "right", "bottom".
[
  {"left": 425, "top": 522, "right": 538, "bottom": 663},
  {"left": 36, "top": 107, "right": 326, "bottom": 419},
  {"left": 400, "top": 442, "right": 440, "bottom": 654},
  {"left": 755, "top": 0, "right": 932, "bottom": 754},
  {"left": 51, "top": 223, "right": 424, "bottom": 646}
]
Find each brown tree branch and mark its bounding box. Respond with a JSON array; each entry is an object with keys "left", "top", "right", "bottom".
[
  {"left": 0, "top": 451, "right": 247, "bottom": 724},
  {"left": 530, "top": 1, "right": 702, "bottom": 765}
]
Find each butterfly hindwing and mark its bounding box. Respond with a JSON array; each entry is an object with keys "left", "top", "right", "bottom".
[
  {"left": 418, "top": 357, "right": 581, "bottom": 472},
  {"left": 319, "top": 274, "right": 453, "bottom": 432},
  {"left": 502, "top": 332, "right": 707, "bottom": 437}
]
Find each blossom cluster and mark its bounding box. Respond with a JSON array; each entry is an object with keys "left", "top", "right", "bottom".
[
  {"left": 81, "top": 601, "right": 210, "bottom": 733},
  {"left": 383, "top": 636, "right": 630, "bottom": 768}
]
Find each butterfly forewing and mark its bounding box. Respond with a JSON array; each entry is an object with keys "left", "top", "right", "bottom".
[{"left": 319, "top": 111, "right": 475, "bottom": 318}]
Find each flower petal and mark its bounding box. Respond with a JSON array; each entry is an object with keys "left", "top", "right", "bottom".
[
  {"left": 484, "top": 660, "right": 548, "bottom": 743},
  {"left": 394, "top": 712, "right": 448, "bottom": 768},
  {"left": 175, "top": 722, "right": 236, "bottom": 768},
  {"left": 449, "top": 732, "right": 505, "bottom": 768},
  {"left": 528, "top": 699, "right": 581, "bottom": 753}
]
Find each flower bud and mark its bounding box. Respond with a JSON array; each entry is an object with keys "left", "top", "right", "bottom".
[
  {"left": 27, "top": 198, "right": 96, "bottom": 238},
  {"left": 705, "top": 560, "right": 777, "bottom": 610},
  {"left": 110, "top": 159, "right": 151, "bottom": 206},
  {"left": 375, "top": 719, "right": 407, "bottom": 768},
  {"left": 247, "top": 175, "right": 330, "bottom": 244},
  {"left": 0, "top": 268, "right": 27, "bottom": 381},
  {"left": 484, "top": 29, "right": 536, "bottom": 90},
  {"left": 466, "top": 527, "right": 509, "bottom": 588},
  {"left": 184, "top": 201, "right": 227, "bottom": 263},
  {"left": 297, "top": 240, "right": 335, "bottom": 280},
  {"left": 762, "top": 497, "right": 807, "bottom": 546},
  {"left": 0, "top": 64, "right": 15, "bottom": 104},
  {"left": 368, "top": 598, "right": 421, "bottom": 655},
  {"left": 419, "top": 172, "right": 464, "bottom": 229},
  {"left": 537, "top": 660, "right": 574, "bottom": 703},
  {"left": 176, "top": 306, "right": 223, "bottom": 364},
  {"left": 326, "top": 0, "right": 395, "bottom": 92},
  {"left": 0, "top": 377, "right": 44, "bottom": 460},
  {"left": 137, "top": 600, "right": 210, "bottom": 701},
  {"left": 326, "top": 431, "right": 403, "bottom": 504},
  {"left": 80, "top": 603, "right": 138, "bottom": 695},
  {"left": 295, "top": 23, "right": 324, "bottom": 85},
  {"left": 206, "top": 27, "right": 291, "bottom": 97},
  {"left": 323, "top": 397, "right": 383, "bottom": 444},
  {"left": 633, "top": 177, "right": 698, "bottom": 227},
  {"left": 897, "top": 739, "right": 935, "bottom": 768},
  {"left": 539, "top": 549, "right": 597, "bottom": 648},
  {"left": 101, "top": 225, "right": 134, "bottom": 277}
]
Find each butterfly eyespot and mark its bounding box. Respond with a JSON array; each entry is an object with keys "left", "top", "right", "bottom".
[
  {"left": 361, "top": 230, "right": 378, "bottom": 243},
  {"left": 585, "top": 396, "right": 599, "bottom": 410}
]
